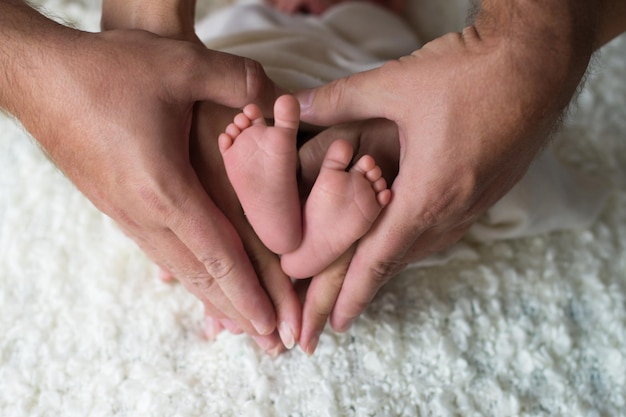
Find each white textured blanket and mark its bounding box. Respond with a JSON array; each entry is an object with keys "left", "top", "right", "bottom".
[{"left": 1, "top": 1, "right": 625, "bottom": 416}]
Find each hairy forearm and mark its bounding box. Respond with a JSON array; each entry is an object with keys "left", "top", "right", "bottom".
[
  {"left": 0, "top": 1, "right": 43, "bottom": 114},
  {"left": 101, "top": 0, "right": 197, "bottom": 39},
  {"left": 0, "top": 1, "right": 78, "bottom": 125}
]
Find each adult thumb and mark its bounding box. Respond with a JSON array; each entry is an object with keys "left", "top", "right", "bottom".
[
  {"left": 184, "top": 48, "right": 283, "bottom": 114},
  {"left": 295, "top": 68, "right": 390, "bottom": 127}
]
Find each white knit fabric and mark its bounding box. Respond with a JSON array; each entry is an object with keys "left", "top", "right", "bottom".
[{"left": 1, "top": 1, "right": 625, "bottom": 416}]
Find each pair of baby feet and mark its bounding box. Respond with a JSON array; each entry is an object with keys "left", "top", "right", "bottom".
[{"left": 218, "top": 95, "right": 390, "bottom": 278}]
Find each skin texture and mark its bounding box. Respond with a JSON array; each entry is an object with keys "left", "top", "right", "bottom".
[
  {"left": 280, "top": 138, "right": 389, "bottom": 279},
  {"left": 190, "top": 101, "right": 302, "bottom": 353},
  {"left": 96, "top": 0, "right": 626, "bottom": 356},
  {"left": 297, "top": 119, "right": 399, "bottom": 353},
  {"left": 219, "top": 96, "right": 303, "bottom": 255},
  {"left": 293, "top": 0, "right": 626, "bottom": 353},
  {"left": 102, "top": 0, "right": 304, "bottom": 354},
  {"left": 0, "top": 0, "right": 300, "bottom": 354},
  {"left": 218, "top": 95, "right": 390, "bottom": 278},
  {"left": 3, "top": 0, "right": 626, "bottom": 356}
]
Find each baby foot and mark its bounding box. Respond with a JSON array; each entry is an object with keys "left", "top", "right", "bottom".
[
  {"left": 218, "top": 95, "right": 302, "bottom": 254},
  {"left": 281, "top": 139, "right": 390, "bottom": 278}
]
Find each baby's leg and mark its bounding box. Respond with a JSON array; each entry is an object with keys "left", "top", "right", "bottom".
[
  {"left": 281, "top": 139, "right": 390, "bottom": 278},
  {"left": 218, "top": 95, "right": 302, "bottom": 254}
]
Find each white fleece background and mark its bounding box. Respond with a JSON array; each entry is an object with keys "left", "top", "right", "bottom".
[{"left": 1, "top": 1, "right": 625, "bottom": 416}]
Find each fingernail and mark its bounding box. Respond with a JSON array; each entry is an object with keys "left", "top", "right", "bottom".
[
  {"left": 278, "top": 321, "right": 295, "bottom": 350},
  {"left": 221, "top": 319, "right": 242, "bottom": 335},
  {"left": 251, "top": 319, "right": 274, "bottom": 336},
  {"left": 204, "top": 317, "right": 220, "bottom": 340},
  {"left": 158, "top": 268, "right": 174, "bottom": 282},
  {"left": 333, "top": 315, "right": 355, "bottom": 333},
  {"left": 295, "top": 89, "right": 313, "bottom": 112},
  {"left": 252, "top": 336, "right": 280, "bottom": 352},
  {"left": 305, "top": 332, "right": 321, "bottom": 356},
  {"left": 267, "top": 343, "right": 285, "bottom": 358}
]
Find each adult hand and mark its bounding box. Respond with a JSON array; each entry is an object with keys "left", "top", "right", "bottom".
[
  {"left": 295, "top": 1, "right": 599, "bottom": 334},
  {"left": 101, "top": 0, "right": 299, "bottom": 352},
  {"left": 191, "top": 101, "right": 301, "bottom": 353},
  {"left": 296, "top": 119, "right": 400, "bottom": 354},
  {"left": 101, "top": 0, "right": 200, "bottom": 43},
  {"left": 1, "top": 3, "right": 283, "bottom": 345}
]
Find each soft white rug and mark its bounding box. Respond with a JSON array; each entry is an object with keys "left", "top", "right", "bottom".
[{"left": 1, "top": 1, "right": 625, "bottom": 416}]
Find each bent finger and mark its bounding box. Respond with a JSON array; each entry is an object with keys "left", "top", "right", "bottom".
[
  {"left": 124, "top": 224, "right": 253, "bottom": 338},
  {"left": 160, "top": 181, "right": 277, "bottom": 335}
]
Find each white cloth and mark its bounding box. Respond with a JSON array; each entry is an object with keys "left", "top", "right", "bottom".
[
  {"left": 196, "top": 2, "right": 609, "bottom": 265},
  {"left": 2, "top": 2, "right": 626, "bottom": 416},
  {"left": 197, "top": 2, "right": 420, "bottom": 90}
]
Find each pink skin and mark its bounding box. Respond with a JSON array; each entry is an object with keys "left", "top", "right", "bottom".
[
  {"left": 219, "top": 95, "right": 302, "bottom": 255},
  {"left": 281, "top": 139, "right": 390, "bottom": 278},
  {"left": 219, "top": 94, "right": 391, "bottom": 279}
]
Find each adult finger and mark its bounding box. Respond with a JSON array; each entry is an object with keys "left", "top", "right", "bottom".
[
  {"left": 159, "top": 177, "right": 277, "bottom": 336},
  {"left": 142, "top": 222, "right": 286, "bottom": 353},
  {"left": 237, "top": 218, "right": 302, "bottom": 350},
  {"left": 180, "top": 46, "right": 283, "bottom": 115},
  {"left": 294, "top": 64, "right": 398, "bottom": 126},
  {"left": 327, "top": 165, "right": 508, "bottom": 332},
  {"left": 190, "top": 101, "right": 301, "bottom": 351},
  {"left": 300, "top": 247, "right": 354, "bottom": 355},
  {"left": 204, "top": 316, "right": 226, "bottom": 340},
  {"left": 128, "top": 213, "right": 268, "bottom": 334},
  {"left": 298, "top": 119, "right": 400, "bottom": 193},
  {"left": 122, "top": 223, "right": 246, "bottom": 338},
  {"left": 327, "top": 176, "right": 426, "bottom": 331}
]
